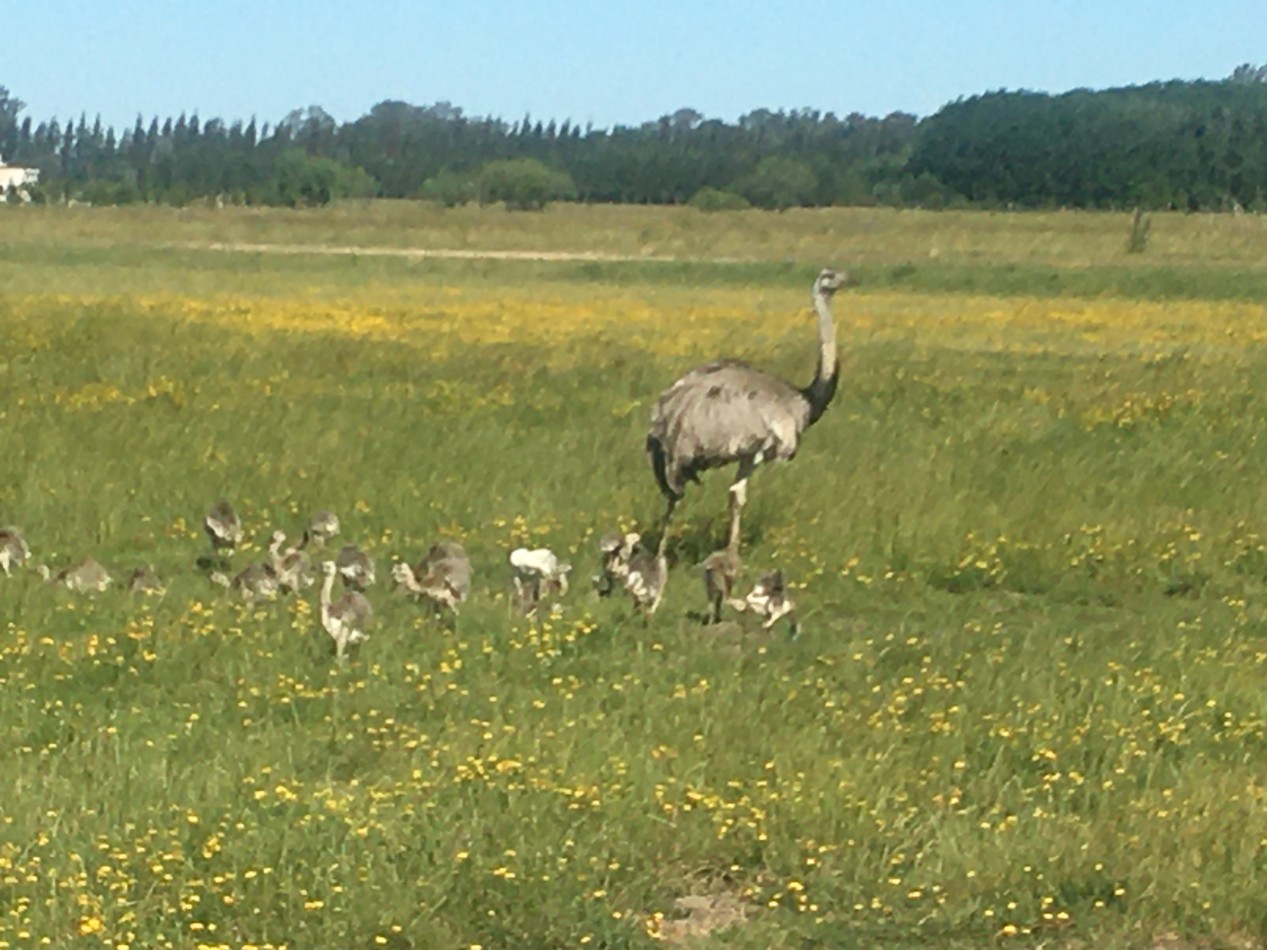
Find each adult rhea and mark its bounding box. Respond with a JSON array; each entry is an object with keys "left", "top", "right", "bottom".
[{"left": 646, "top": 267, "right": 847, "bottom": 556}]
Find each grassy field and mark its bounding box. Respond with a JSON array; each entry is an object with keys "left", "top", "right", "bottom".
[{"left": 3, "top": 203, "right": 1267, "bottom": 948}]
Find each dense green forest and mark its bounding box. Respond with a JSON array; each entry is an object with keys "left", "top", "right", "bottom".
[{"left": 3, "top": 66, "right": 1267, "bottom": 211}]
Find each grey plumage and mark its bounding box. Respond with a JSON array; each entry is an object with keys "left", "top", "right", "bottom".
[
  {"left": 126, "top": 566, "right": 166, "bottom": 595},
  {"left": 210, "top": 562, "right": 279, "bottom": 602},
  {"left": 509, "top": 547, "right": 571, "bottom": 615},
  {"left": 646, "top": 268, "right": 847, "bottom": 555},
  {"left": 599, "top": 532, "right": 666, "bottom": 614},
  {"left": 308, "top": 510, "right": 341, "bottom": 546},
  {"left": 0, "top": 527, "right": 30, "bottom": 576},
  {"left": 39, "top": 558, "right": 112, "bottom": 593},
  {"left": 619, "top": 538, "right": 668, "bottom": 615},
  {"left": 593, "top": 531, "right": 637, "bottom": 597},
  {"left": 701, "top": 549, "right": 742, "bottom": 623},
  {"left": 319, "top": 560, "right": 372, "bottom": 660},
  {"left": 204, "top": 499, "right": 243, "bottom": 554},
  {"left": 335, "top": 543, "right": 376, "bottom": 591},
  {"left": 393, "top": 541, "right": 471, "bottom": 616},
  {"left": 732, "top": 569, "right": 798, "bottom": 635},
  {"left": 268, "top": 530, "right": 315, "bottom": 593}
]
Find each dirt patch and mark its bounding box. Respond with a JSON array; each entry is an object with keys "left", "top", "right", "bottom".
[
  {"left": 172, "top": 240, "right": 691, "bottom": 263},
  {"left": 657, "top": 892, "right": 752, "bottom": 944}
]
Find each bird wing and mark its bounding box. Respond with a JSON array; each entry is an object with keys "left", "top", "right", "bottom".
[
  {"left": 512, "top": 548, "right": 558, "bottom": 576},
  {"left": 647, "top": 361, "right": 811, "bottom": 495},
  {"left": 335, "top": 592, "right": 372, "bottom": 624},
  {"left": 422, "top": 556, "right": 471, "bottom": 601}
]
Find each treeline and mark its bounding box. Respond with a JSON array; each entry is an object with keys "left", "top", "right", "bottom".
[
  {"left": 0, "top": 90, "right": 926, "bottom": 210},
  {"left": 2, "top": 68, "right": 1267, "bottom": 211},
  {"left": 910, "top": 74, "right": 1267, "bottom": 211}
]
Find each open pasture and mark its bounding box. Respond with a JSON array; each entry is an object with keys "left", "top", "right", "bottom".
[{"left": 3, "top": 205, "right": 1267, "bottom": 947}]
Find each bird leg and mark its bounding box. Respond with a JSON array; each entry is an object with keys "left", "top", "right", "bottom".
[
  {"left": 727, "top": 458, "right": 757, "bottom": 555},
  {"left": 656, "top": 496, "right": 679, "bottom": 559},
  {"left": 708, "top": 590, "right": 724, "bottom": 624}
]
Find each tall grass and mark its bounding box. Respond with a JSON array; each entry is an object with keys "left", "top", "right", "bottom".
[
  {"left": 2, "top": 206, "right": 1267, "bottom": 947},
  {"left": 5, "top": 201, "right": 1267, "bottom": 271}
]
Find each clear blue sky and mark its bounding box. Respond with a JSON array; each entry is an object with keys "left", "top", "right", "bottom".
[{"left": 7, "top": 0, "right": 1263, "bottom": 132}]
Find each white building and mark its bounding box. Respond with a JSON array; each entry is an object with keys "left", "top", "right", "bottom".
[{"left": 0, "top": 156, "right": 39, "bottom": 198}]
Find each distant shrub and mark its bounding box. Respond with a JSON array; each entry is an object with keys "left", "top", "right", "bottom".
[
  {"left": 898, "top": 172, "right": 959, "bottom": 209},
  {"left": 477, "top": 158, "right": 576, "bottom": 211},
  {"left": 78, "top": 179, "right": 143, "bottom": 206},
  {"left": 265, "top": 149, "right": 378, "bottom": 207},
  {"left": 418, "top": 170, "right": 477, "bottom": 208},
  {"left": 732, "top": 156, "right": 818, "bottom": 210},
  {"left": 687, "top": 187, "right": 751, "bottom": 211}
]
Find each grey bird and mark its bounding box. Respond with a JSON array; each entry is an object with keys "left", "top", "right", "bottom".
[
  {"left": 617, "top": 534, "right": 669, "bottom": 615},
  {"left": 308, "top": 510, "right": 341, "bottom": 546},
  {"left": 126, "top": 566, "right": 166, "bottom": 595},
  {"left": 318, "top": 560, "right": 372, "bottom": 661},
  {"left": 393, "top": 541, "right": 471, "bottom": 618},
  {"left": 600, "top": 532, "right": 667, "bottom": 615},
  {"left": 701, "top": 548, "right": 742, "bottom": 624},
  {"left": 210, "top": 562, "right": 279, "bottom": 603},
  {"left": 731, "top": 569, "right": 798, "bottom": 635},
  {"left": 646, "top": 268, "right": 847, "bottom": 557},
  {"left": 509, "top": 546, "right": 572, "bottom": 615},
  {"left": 268, "top": 530, "right": 315, "bottom": 593},
  {"left": 335, "top": 543, "right": 376, "bottom": 591},
  {"left": 38, "top": 558, "right": 113, "bottom": 594},
  {"left": 0, "top": 527, "right": 31, "bottom": 576},
  {"left": 593, "top": 530, "right": 637, "bottom": 597},
  {"left": 204, "top": 499, "right": 243, "bottom": 557}
]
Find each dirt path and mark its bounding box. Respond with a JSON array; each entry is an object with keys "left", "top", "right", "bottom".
[{"left": 175, "top": 240, "right": 696, "bottom": 263}]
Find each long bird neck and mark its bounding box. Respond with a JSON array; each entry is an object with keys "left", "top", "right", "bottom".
[
  {"left": 395, "top": 563, "right": 423, "bottom": 593},
  {"left": 802, "top": 287, "right": 839, "bottom": 425},
  {"left": 320, "top": 572, "right": 335, "bottom": 616}
]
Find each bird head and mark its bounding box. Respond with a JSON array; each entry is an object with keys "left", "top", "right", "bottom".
[
  {"left": 312, "top": 510, "right": 340, "bottom": 535},
  {"left": 814, "top": 268, "right": 848, "bottom": 297},
  {"left": 598, "top": 531, "right": 625, "bottom": 554},
  {"left": 320, "top": 560, "right": 337, "bottom": 577},
  {"left": 754, "top": 569, "right": 786, "bottom": 595}
]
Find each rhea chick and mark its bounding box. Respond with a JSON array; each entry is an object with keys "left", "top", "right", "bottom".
[
  {"left": 268, "top": 530, "right": 315, "bottom": 593},
  {"left": 127, "top": 566, "right": 166, "bottom": 596},
  {"left": 616, "top": 533, "right": 668, "bottom": 615},
  {"left": 319, "top": 560, "right": 372, "bottom": 661},
  {"left": 0, "top": 527, "right": 31, "bottom": 576},
  {"left": 509, "top": 546, "right": 572, "bottom": 615},
  {"left": 393, "top": 541, "right": 471, "bottom": 618},
  {"left": 38, "top": 558, "right": 113, "bottom": 594},
  {"left": 335, "top": 543, "right": 376, "bottom": 591},
  {"left": 204, "top": 499, "right": 243, "bottom": 557},
  {"left": 732, "top": 569, "right": 798, "bottom": 635},
  {"left": 593, "top": 530, "right": 638, "bottom": 597},
  {"left": 308, "top": 510, "right": 341, "bottom": 547},
  {"left": 210, "top": 562, "right": 280, "bottom": 603},
  {"left": 700, "top": 548, "right": 742, "bottom": 624}
]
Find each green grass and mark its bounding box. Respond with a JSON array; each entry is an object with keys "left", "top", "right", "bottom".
[
  {"left": 7, "top": 200, "right": 1267, "bottom": 303},
  {"left": 3, "top": 205, "right": 1267, "bottom": 948}
]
